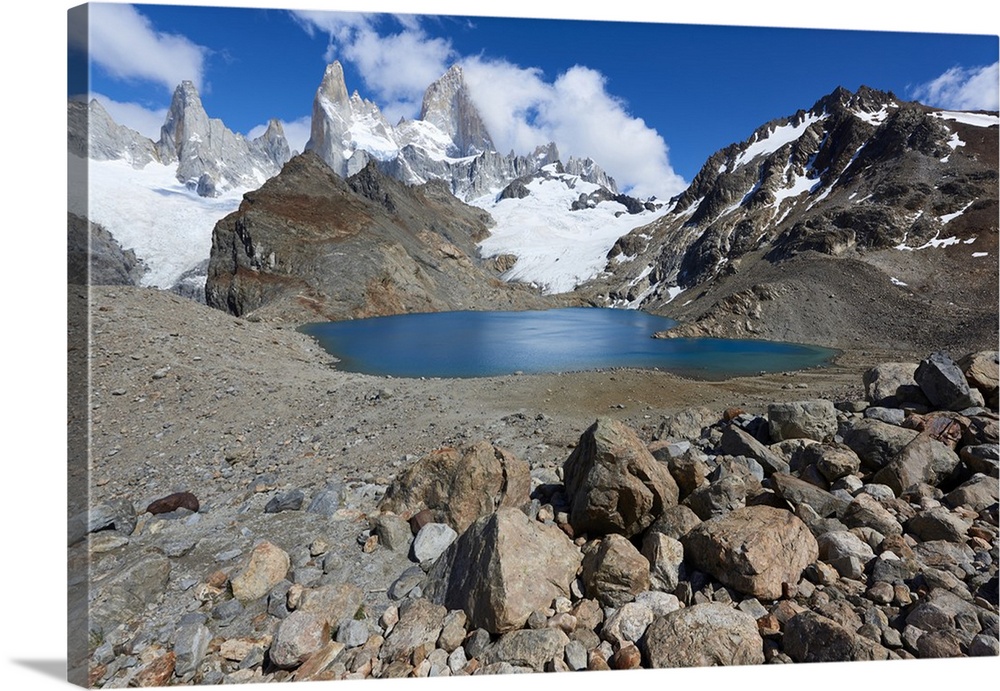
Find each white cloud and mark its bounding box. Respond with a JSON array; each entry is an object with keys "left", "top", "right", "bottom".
[
  {"left": 292, "top": 12, "right": 453, "bottom": 124},
  {"left": 912, "top": 62, "right": 1000, "bottom": 111},
  {"left": 248, "top": 116, "right": 312, "bottom": 155},
  {"left": 292, "top": 11, "right": 686, "bottom": 198},
  {"left": 89, "top": 93, "right": 167, "bottom": 141},
  {"left": 462, "top": 59, "right": 685, "bottom": 199},
  {"left": 83, "top": 4, "right": 208, "bottom": 92},
  {"left": 342, "top": 27, "right": 453, "bottom": 123}
]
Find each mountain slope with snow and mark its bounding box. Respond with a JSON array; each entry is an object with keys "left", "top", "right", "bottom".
[{"left": 584, "top": 85, "right": 998, "bottom": 352}]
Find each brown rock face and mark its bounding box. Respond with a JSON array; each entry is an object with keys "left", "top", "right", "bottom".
[
  {"left": 563, "top": 418, "right": 679, "bottom": 538},
  {"left": 681, "top": 505, "right": 818, "bottom": 600},
  {"left": 206, "top": 152, "right": 560, "bottom": 322},
  {"left": 423, "top": 508, "right": 582, "bottom": 634},
  {"left": 379, "top": 440, "right": 530, "bottom": 533}
]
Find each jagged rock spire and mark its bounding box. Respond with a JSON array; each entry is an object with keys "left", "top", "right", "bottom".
[
  {"left": 419, "top": 64, "right": 495, "bottom": 157},
  {"left": 154, "top": 80, "right": 291, "bottom": 195}
]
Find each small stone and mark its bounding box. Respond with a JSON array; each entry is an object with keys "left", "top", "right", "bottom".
[
  {"left": 146, "top": 491, "right": 199, "bottom": 515},
  {"left": 373, "top": 514, "right": 412, "bottom": 552},
  {"left": 610, "top": 643, "right": 642, "bottom": 669},
  {"left": 447, "top": 646, "right": 468, "bottom": 673},
  {"left": 270, "top": 611, "right": 330, "bottom": 669},
  {"left": 526, "top": 610, "right": 547, "bottom": 629},
  {"left": 336, "top": 619, "right": 370, "bottom": 648},
  {"left": 602, "top": 602, "right": 654, "bottom": 646},
  {"left": 265, "top": 489, "right": 305, "bottom": 514},
  {"left": 231, "top": 541, "right": 290, "bottom": 601},
  {"left": 563, "top": 639, "right": 588, "bottom": 670},
  {"left": 306, "top": 483, "right": 343, "bottom": 516},
  {"left": 173, "top": 623, "right": 211, "bottom": 676},
  {"left": 552, "top": 596, "right": 573, "bottom": 614},
  {"left": 547, "top": 613, "right": 577, "bottom": 634},
  {"left": 867, "top": 581, "right": 895, "bottom": 605},
  {"left": 211, "top": 598, "right": 244, "bottom": 624},
  {"left": 388, "top": 566, "right": 425, "bottom": 600},
  {"left": 133, "top": 650, "right": 175, "bottom": 687},
  {"left": 412, "top": 523, "right": 457, "bottom": 563},
  {"left": 380, "top": 605, "right": 399, "bottom": 634},
  {"left": 437, "top": 610, "right": 467, "bottom": 652},
  {"left": 588, "top": 649, "right": 611, "bottom": 671}
]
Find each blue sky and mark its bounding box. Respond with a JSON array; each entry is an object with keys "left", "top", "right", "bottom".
[{"left": 70, "top": 1, "right": 998, "bottom": 199}]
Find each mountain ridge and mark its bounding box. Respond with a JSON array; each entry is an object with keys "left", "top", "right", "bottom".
[{"left": 582, "top": 85, "right": 998, "bottom": 353}]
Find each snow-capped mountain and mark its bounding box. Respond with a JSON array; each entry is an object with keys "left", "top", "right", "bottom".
[
  {"left": 157, "top": 80, "right": 291, "bottom": 196},
  {"left": 71, "top": 61, "right": 655, "bottom": 297},
  {"left": 68, "top": 82, "right": 293, "bottom": 294},
  {"left": 586, "top": 85, "right": 998, "bottom": 351},
  {"left": 304, "top": 60, "right": 620, "bottom": 204}
]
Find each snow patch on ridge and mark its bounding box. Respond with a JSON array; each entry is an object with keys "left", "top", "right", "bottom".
[
  {"left": 932, "top": 111, "right": 1000, "bottom": 128},
  {"left": 474, "top": 171, "right": 668, "bottom": 295},
  {"left": 731, "top": 113, "right": 825, "bottom": 170}
]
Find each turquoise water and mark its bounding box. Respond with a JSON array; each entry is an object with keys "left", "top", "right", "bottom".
[{"left": 300, "top": 307, "right": 837, "bottom": 379}]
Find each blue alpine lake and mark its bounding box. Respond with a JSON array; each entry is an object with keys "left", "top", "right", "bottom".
[{"left": 299, "top": 307, "right": 837, "bottom": 379}]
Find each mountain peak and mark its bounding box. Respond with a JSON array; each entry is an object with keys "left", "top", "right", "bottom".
[
  {"left": 318, "top": 61, "right": 350, "bottom": 106},
  {"left": 419, "top": 64, "right": 495, "bottom": 157},
  {"left": 157, "top": 80, "right": 211, "bottom": 164}
]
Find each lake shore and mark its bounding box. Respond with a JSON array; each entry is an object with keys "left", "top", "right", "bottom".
[{"left": 82, "top": 285, "right": 884, "bottom": 508}]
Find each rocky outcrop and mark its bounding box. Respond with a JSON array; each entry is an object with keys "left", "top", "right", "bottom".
[
  {"left": 68, "top": 213, "right": 146, "bottom": 286},
  {"left": 69, "top": 98, "right": 158, "bottom": 167},
  {"left": 205, "top": 152, "right": 563, "bottom": 321}
]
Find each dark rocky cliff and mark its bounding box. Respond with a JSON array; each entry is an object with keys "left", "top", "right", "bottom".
[{"left": 206, "top": 152, "right": 568, "bottom": 322}]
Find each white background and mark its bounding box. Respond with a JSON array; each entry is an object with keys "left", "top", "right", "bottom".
[{"left": 2, "top": 1, "right": 998, "bottom": 690}]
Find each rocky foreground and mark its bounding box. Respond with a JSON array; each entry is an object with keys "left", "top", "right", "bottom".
[{"left": 72, "top": 287, "right": 998, "bottom": 686}]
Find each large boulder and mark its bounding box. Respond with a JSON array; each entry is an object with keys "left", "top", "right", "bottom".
[
  {"left": 479, "top": 628, "right": 570, "bottom": 671},
  {"left": 841, "top": 419, "right": 919, "bottom": 471},
  {"left": 959, "top": 351, "right": 999, "bottom": 399},
  {"left": 379, "top": 440, "right": 530, "bottom": 533},
  {"left": 784, "top": 611, "right": 889, "bottom": 662},
  {"left": 681, "top": 506, "right": 817, "bottom": 600},
  {"left": 863, "top": 362, "right": 927, "bottom": 407},
  {"left": 563, "top": 418, "right": 679, "bottom": 538},
  {"left": 423, "top": 508, "right": 582, "bottom": 634},
  {"left": 915, "top": 351, "right": 982, "bottom": 411},
  {"left": 581, "top": 534, "right": 651, "bottom": 608},
  {"left": 640, "top": 603, "right": 764, "bottom": 667},
  {"left": 719, "top": 426, "right": 789, "bottom": 475},
  {"left": 230, "top": 541, "right": 290, "bottom": 602},
  {"left": 768, "top": 400, "right": 837, "bottom": 442},
  {"left": 872, "top": 434, "right": 961, "bottom": 495}
]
